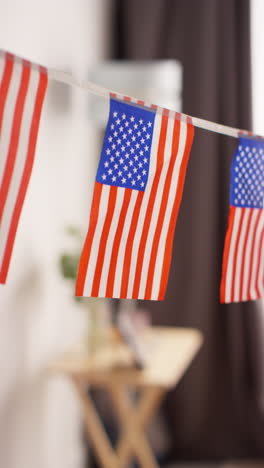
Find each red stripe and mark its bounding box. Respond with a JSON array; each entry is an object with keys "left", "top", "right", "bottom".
[
  {"left": 255, "top": 224, "right": 264, "bottom": 298},
  {"left": 0, "top": 53, "right": 14, "bottom": 133},
  {"left": 158, "top": 122, "right": 194, "bottom": 300},
  {"left": 220, "top": 206, "right": 236, "bottom": 303},
  {"left": 247, "top": 209, "right": 263, "bottom": 300},
  {"left": 144, "top": 118, "right": 180, "bottom": 300},
  {"left": 132, "top": 111, "right": 169, "bottom": 299},
  {"left": 91, "top": 186, "right": 117, "bottom": 296},
  {"left": 105, "top": 189, "right": 132, "bottom": 297},
  {"left": 75, "top": 183, "right": 103, "bottom": 295},
  {"left": 239, "top": 209, "right": 253, "bottom": 301},
  {"left": 0, "top": 61, "right": 31, "bottom": 222},
  {"left": 230, "top": 209, "right": 245, "bottom": 302},
  {"left": 120, "top": 190, "right": 144, "bottom": 298},
  {"left": 0, "top": 68, "right": 48, "bottom": 284}
]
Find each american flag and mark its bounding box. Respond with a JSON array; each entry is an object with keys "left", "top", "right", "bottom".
[
  {"left": 0, "top": 51, "right": 48, "bottom": 283},
  {"left": 220, "top": 137, "right": 264, "bottom": 303},
  {"left": 76, "top": 97, "right": 194, "bottom": 300}
]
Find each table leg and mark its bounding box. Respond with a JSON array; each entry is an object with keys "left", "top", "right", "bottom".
[
  {"left": 72, "top": 377, "right": 120, "bottom": 468},
  {"left": 109, "top": 383, "right": 164, "bottom": 468}
]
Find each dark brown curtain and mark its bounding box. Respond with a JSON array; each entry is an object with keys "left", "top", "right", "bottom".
[{"left": 112, "top": 0, "right": 264, "bottom": 461}]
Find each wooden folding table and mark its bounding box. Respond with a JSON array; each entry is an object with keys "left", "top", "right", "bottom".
[{"left": 49, "top": 326, "right": 202, "bottom": 468}]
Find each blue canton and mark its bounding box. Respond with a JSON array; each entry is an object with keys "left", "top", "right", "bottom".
[
  {"left": 96, "top": 98, "right": 155, "bottom": 191},
  {"left": 230, "top": 137, "right": 264, "bottom": 209}
]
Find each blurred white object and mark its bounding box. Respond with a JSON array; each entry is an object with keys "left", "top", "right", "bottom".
[{"left": 88, "top": 60, "right": 182, "bottom": 127}]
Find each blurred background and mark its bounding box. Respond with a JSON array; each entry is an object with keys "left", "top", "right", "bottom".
[{"left": 0, "top": 1, "right": 263, "bottom": 467}]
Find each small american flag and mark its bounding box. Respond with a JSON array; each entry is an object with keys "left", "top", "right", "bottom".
[
  {"left": 220, "top": 137, "right": 264, "bottom": 303},
  {"left": 0, "top": 51, "right": 48, "bottom": 283},
  {"left": 76, "top": 97, "right": 194, "bottom": 300}
]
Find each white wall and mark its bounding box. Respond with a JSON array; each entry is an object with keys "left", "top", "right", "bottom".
[{"left": 0, "top": 2, "right": 112, "bottom": 468}]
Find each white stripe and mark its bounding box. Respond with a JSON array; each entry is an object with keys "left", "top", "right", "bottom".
[
  {"left": 256, "top": 223, "right": 264, "bottom": 296},
  {"left": 0, "top": 58, "right": 23, "bottom": 188},
  {"left": 138, "top": 110, "right": 175, "bottom": 299},
  {"left": 113, "top": 190, "right": 138, "bottom": 297},
  {"left": 83, "top": 185, "right": 110, "bottom": 295},
  {"left": 241, "top": 209, "right": 259, "bottom": 300},
  {"left": 249, "top": 211, "right": 263, "bottom": 299},
  {"left": 151, "top": 118, "right": 188, "bottom": 300},
  {"left": 233, "top": 209, "right": 250, "bottom": 301},
  {"left": 224, "top": 208, "right": 242, "bottom": 302},
  {"left": 0, "top": 66, "right": 40, "bottom": 267},
  {"left": 0, "top": 52, "right": 6, "bottom": 86},
  {"left": 125, "top": 109, "right": 162, "bottom": 298},
  {"left": 98, "top": 188, "right": 125, "bottom": 296}
]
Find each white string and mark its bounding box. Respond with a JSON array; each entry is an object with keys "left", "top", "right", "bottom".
[
  {"left": 48, "top": 68, "right": 257, "bottom": 139},
  {"left": 1, "top": 50, "right": 258, "bottom": 139}
]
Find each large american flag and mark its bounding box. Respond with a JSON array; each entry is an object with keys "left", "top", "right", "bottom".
[
  {"left": 220, "top": 137, "right": 264, "bottom": 303},
  {"left": 76, "top": 96, "right": 194, "bottom": 300},
  {"left": 0, "top": 51, "right": 48, "bottom": 283}
]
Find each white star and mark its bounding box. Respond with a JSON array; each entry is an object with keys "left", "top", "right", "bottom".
[
  {"left": 141, "top": 138, "right": 145, "bottom": 144},
  {"left": 142, "top": 126, "right": 146, "bottom": 132},
  {"left": 125, "top": 153, "right": 130, "bottom": 159},
  {"left": 121, "top": 146, "right": 125, "bottom": 152},
  {"left": 119, "top": 158, "right": 124, "bottom": 164},
  {"left": 147, "top": 121, "right": 152, "bottom": 127},
  {"left": 134, "top": 155, "right": 139, "bottom": 161},
  {"left": 124, "top": 165, "right": 128, "bottom": 171},
  {"left": 114, "top": 163, "right": 118, "bottom": 169},
  {"left": 125, "top": 121, "right": 129, "bottom": 127},
  {"left": 144, "top": 145, "right": 149, "bottom": 151},
  {"left": 136, "top": 143, "right": 140, "bottom": 149},
  {"left": 146, "top": 133, "right": 150, "bottom": 139},
  {"left": 137, "top": 174, "right": 141, "bottom": 180},
  {"left": 104, "top": 161, "right": 109, "bottom": 167},
  {"left": 112, "top": 176, "right": 117, "bottom": 182},
  {"left": 110, "top": 156, "right": 114, "bottom": 162},
  {"left": 122, "top": 113, "right": 126, "bottom": 119},
  {"left": 108, "top": 136, "right": 113, "bottom": 142},
  {"left": 140, "top": 150, "right": 144, "bottom": 156},
  {"left": 131, "top": 180, "right": 136, "bottom": 186},
  {"left": 118, "top": 170, "right": 122, "bottom": 176},
  {"left": 110, "top": 124, "right": 114, "bottom": 130},
  {"left": 141, "top": 182, "right": 144, "bottom": 187},
  {"left": 142, "top": 169, "right": 146, "bottom": 175},
  {"left": 119, "top": 126, "right": 124, "bottom": 132},
  {"left": 116, "top": 118, "right": 121, "bottom": 125},
  {"left": 113, "top": 111, "right": 118, "bottom": 117},
  {"left": 126, "top": 141, "right": 131, "bottom": 146},
  {"left": 106, "top": 148, "right": 111, "bottom": 155},
  {"left": 128, "top": 129, "right": 132, "bottom": 134},
  {"left": 122, "top": 133, "right": 127, "bottom": 139},
  {"left": 128, "top": 172, "right": 132, "bottom": 178},
  {"left": 129, "top": 160, "right": 134, "bottom": 166},
  {"left": 116, "top": 151, "right": 120, "bottom": 157},
  {"left": 143, "top": 157, "right": 148, "bottom": 163},
  {"left": 112, "top": 144, "right": 116, "bottom": 149},
  {"left": 132, "top": 135, "right": 136, "bottom": 141},
  {"left": 102, "top": 174, "right": 107, "bottom": 180},
  {"left": 108, "top": 169, "right": 113, "bottom": 175},
  {"left": 139, "top": 119, "right": 143, "bottom": 125},
  {"left": 137, "top": 131, "right": 141, "bottom": 137},
  {"left": 133, "top": 167, "right": 138, "bottom": 173},
  {"left": 117, "top": 138, "right": 121, "bottom": 145},
  {"left": 114, "top": 131, "right": 118, "bottom": 137},
  {"left": 134, "top": 123, "right": 138, "bottom": 129},
  {"left": 130, "top": 148, "right": 135, "bottom": 154},
  {"left": 121, "top": 177, "right": 126, "bottom": 184},
  {"left": 138, "top": 162, "right": 142, "bottom": 168},
  {"left": 130, "top": 116, "right": 135, "bottom": 122}
]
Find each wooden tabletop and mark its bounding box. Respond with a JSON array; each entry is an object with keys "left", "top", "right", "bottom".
[{"left": 49, "top": 326, "right": 203, "bottom": 389}]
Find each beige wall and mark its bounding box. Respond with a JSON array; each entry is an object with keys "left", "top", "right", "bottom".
[{"left": 0, "top": 1, "right": 112, "bottom": 468}]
